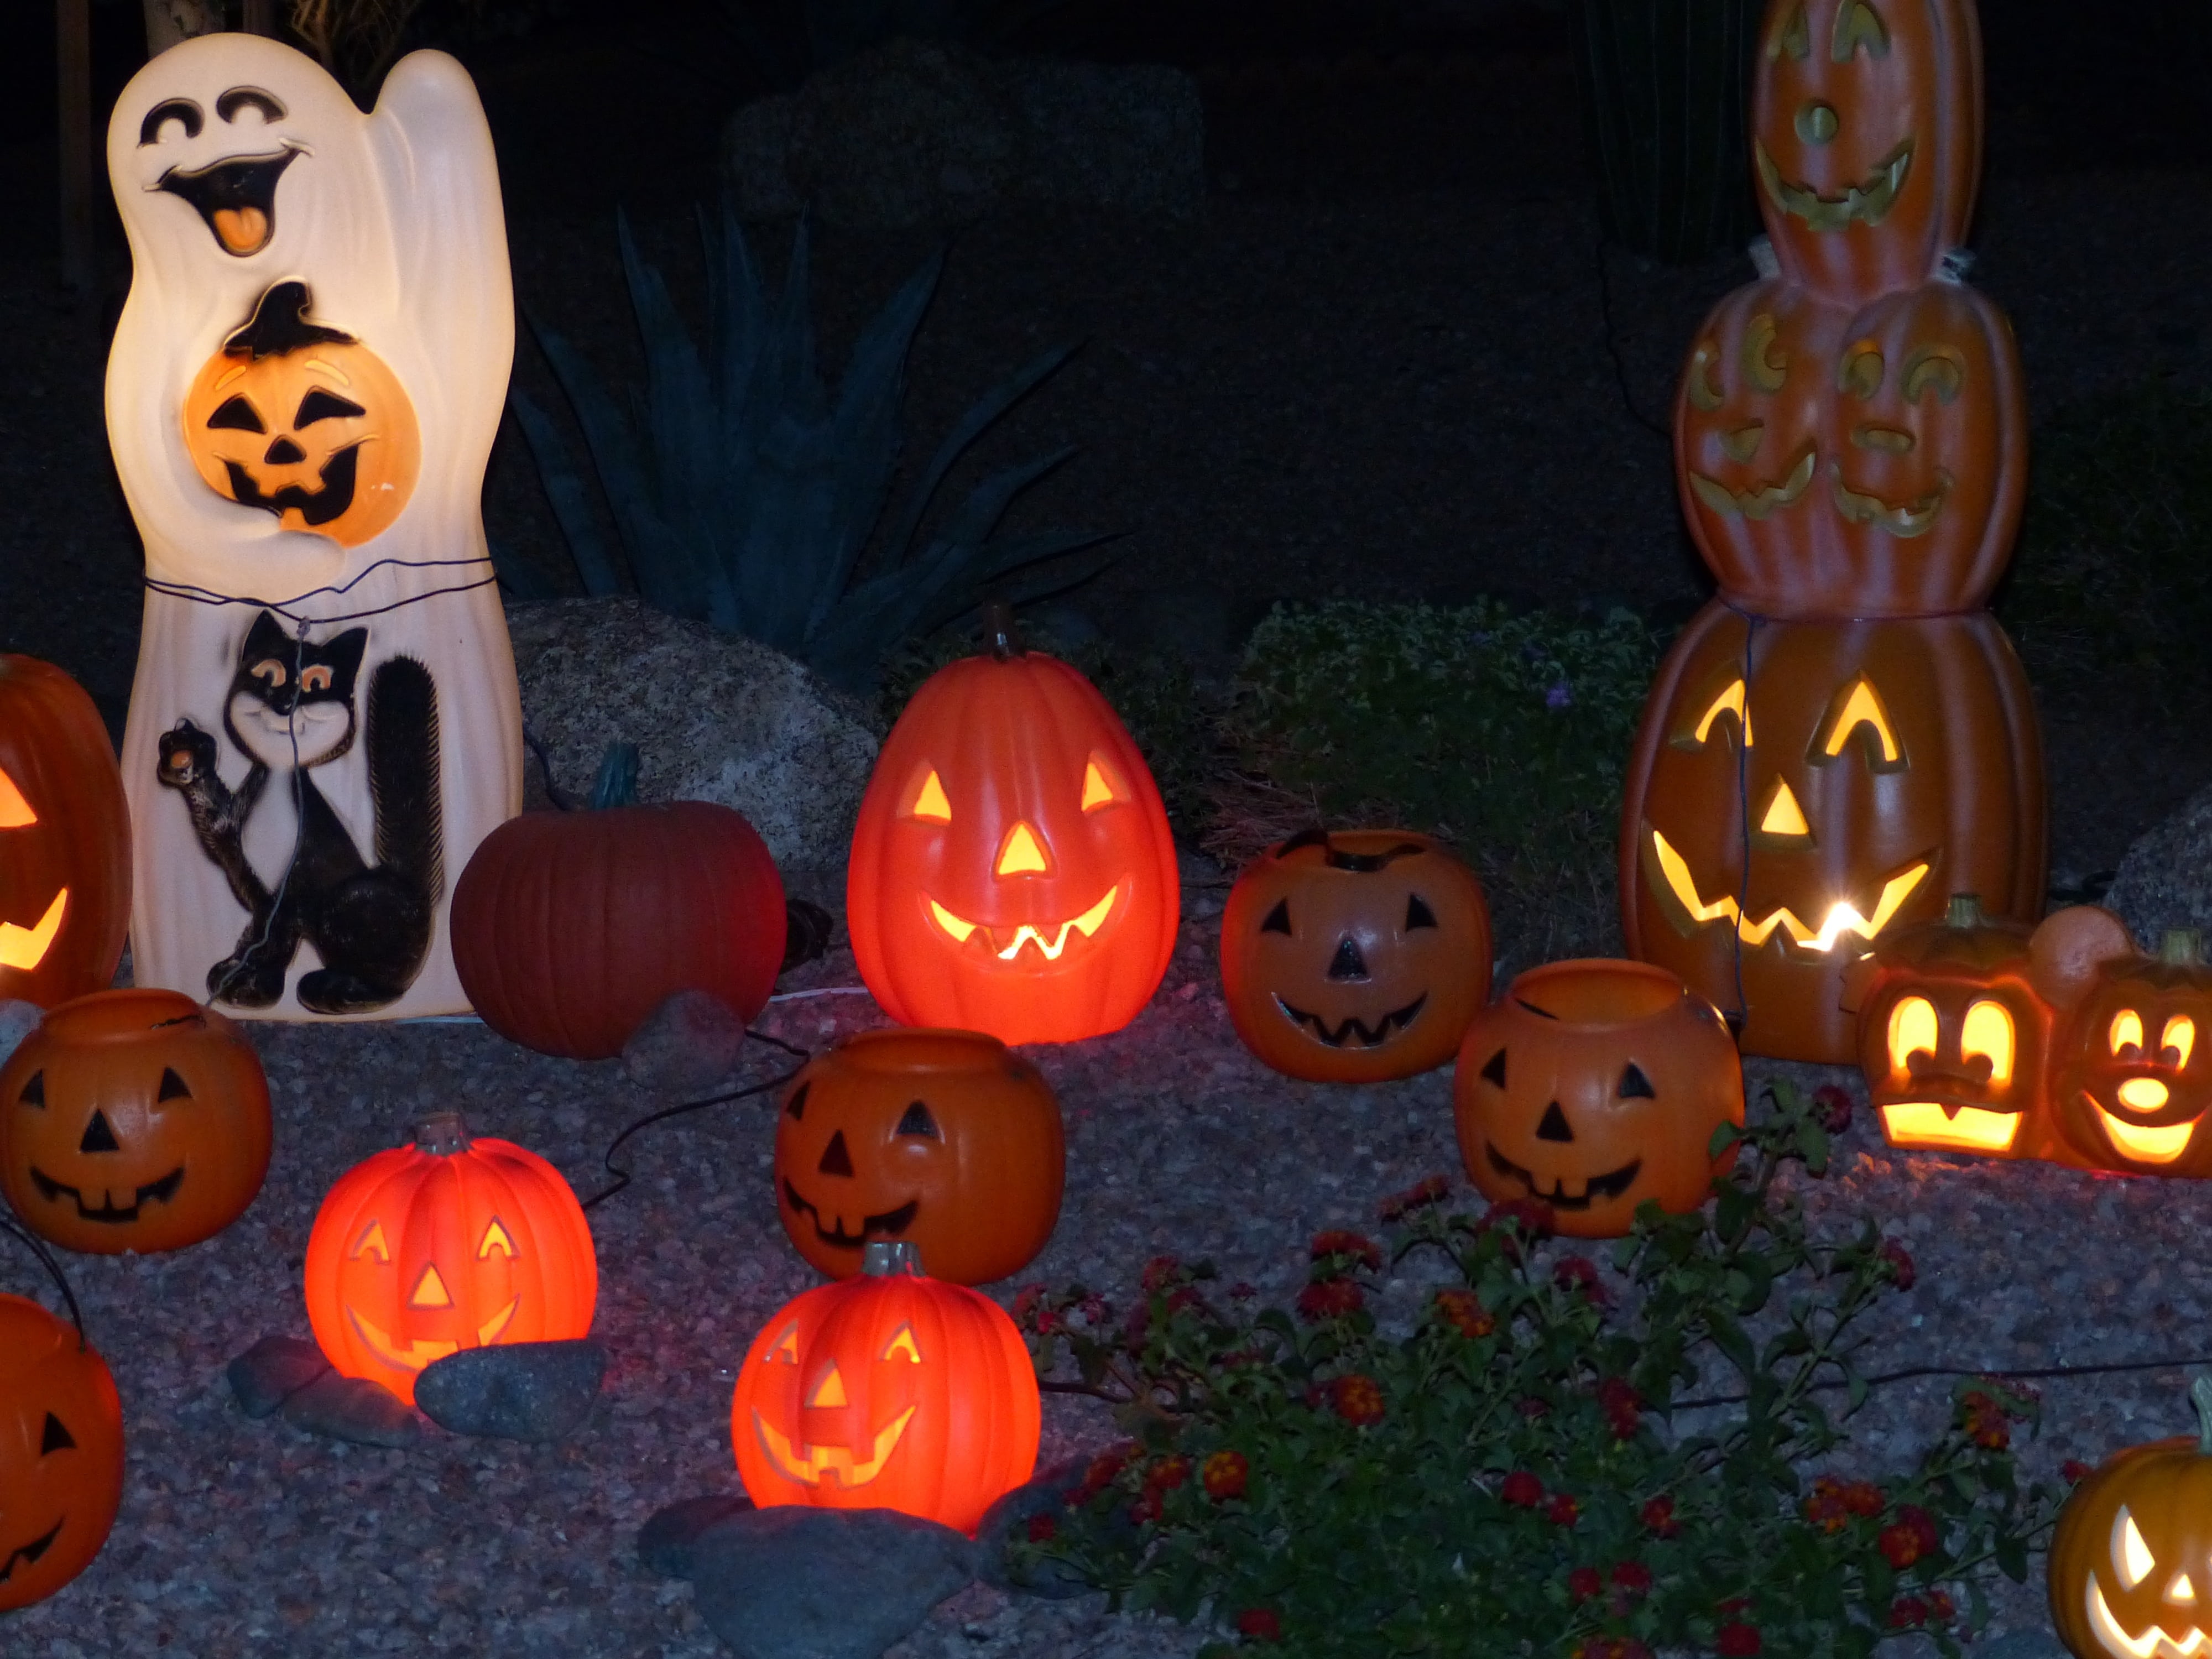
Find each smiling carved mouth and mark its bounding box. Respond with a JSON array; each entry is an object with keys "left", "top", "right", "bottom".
[
  {"left": 346, "top": 1297, "right": 520, "bottom": 1375},
  {"left": 1485, "top": 1144, "right": 1642, "bottom": 1212},
  {"left": 1755, "top": 137, "right": 1914, "bottom": 232},
  {"left": 30, "top": 1165, "right": 182, "bottom": 1224},
  {"left": 156, "top": 148, "right": 300, "bottom": 255},
  {"left": 1689, "top": 445, "right": 1817, "bottom": 521},
  {"left": 927, "top": 883, "right": 1120, "bottom": 962},
  {"left": 2081, "top": 1092, "right": 2199, "bottom": 1166},
  {"left": 2087, "top": 1572, "right": 2212, "bottom": 1658},
  {"left": 1878, "top": 1100, "right": 2023, "bottom": 1155},
  {"left": 222, "top": 442, "right": 363, "bottom": 529},
  {"left": 0, "top": 889, "right": 66, "bottom": 973},
  {"left": 782, "top": 1180, "right": 919, "bottom": 1251},
  {"left": 1273, "top": 992, "right": 1426, "bottom": 1048},
  {"left": 1832, "top": 465, "right": 1950, "bottom": 538},
  {"left": 1645, "top": 828, "right": 1931, "bottom": 953},
  {"left": 752, "top": 1406, "right": 915, "bottom": 1489},
  {"left": 0, "top": 1519, "right": 62, "bottom": 1585}
]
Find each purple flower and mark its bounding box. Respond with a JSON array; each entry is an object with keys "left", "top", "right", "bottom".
[{"left": 1545, "top": 681, "right": 1573, "bottom": 711}]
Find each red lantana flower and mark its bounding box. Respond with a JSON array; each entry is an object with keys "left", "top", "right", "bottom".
[
  {"left": 1476, "top": 1197, "right": 1555, "bottom": 1254},
  {"left": 1434, "top": 1288, "right": 1495, "bottom": 1339},
  {"left": 1812, "top": 1083, "right": 1854, "bottom": 1134},
  {"left": 1310, "top": 1230, "right": 1383, "bottom": 1270},
  {"left": 1611, "top": 1560, "right": 1653, "bottom": 1597},
  {"left": 1553, "top": 1255, "right": 1608, "bottom": 1305},
  {"left": 1235, "top": 1607, "right": 1283, "bottom": 1642},
  {"left": 1878, "top": 1239, "right": 1916, "bottom": 1291},
  {"left": 1203, "top": 1451, "right": 1249, "bottom": 1503},
  {"left": 1879, "top": 1505, "right": 1940, "bottom": 1569},
  {"left": 1145, "top": 1456, "right": 1190, "bottom": 1494},
  {"left": 1568, "top": 1566, "right": 1603, "bottom": 1603},
  {"left": 1025, "top": 1513, "right": 1056, "bottom": 1543},
  {"left": 1297, "top": 1279, "right": 1365, "bottom": 1323},
  {"left": 1140, "top": 1255, "right": 1182, "bottom": 1293},
  {"left": 1715, "top": 1620, "right": 1762, "bottom": 1656},
  {"left": 1545, "top": 1492, "right": 1580, "bottom": 1527},
  {"left": 1640, "top": 1495, "right": 1679, "bottom": 1537},
  {"left": 2063, "top": 1459, "right": 2095, "bottom": 1485},
  {"left": 1328, "top": 1374, "right": 1385, "bottom": 1426},
  {"left": 1597, "top": 1376, "right": 1642, "bottom": 1438},
  {"left": 1379, "top": 1174, "right": 1453, "bottom": 1220},
  {"left": 1500, "top": 1471, "right": 1543, "bottom": 1509}
]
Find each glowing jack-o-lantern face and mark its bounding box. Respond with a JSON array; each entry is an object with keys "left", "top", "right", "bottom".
[
  {"left": 731, "top": 1243, "right": 1040, "bottom": 1532},
  {"left": 2051, "top": 934, "right": 2212, "bottom": 1176},
  {"left": 847, "top": 623, "right": 1180, "bottom": 1046},
  {"left": 773, "top": 1027, "right": 1065, "bottom": 1286},
  {"left": 1622, "top": 602, "right": 2045, "bottom": 1064},
  {"left": 181, "top": 280, "right": 420, "bottom": 548},
  {"left": 0, "top": 658, "right": 130, "bottom": 1010},
  {"left": 1218, "top": 829, "right": 1493, "bottom": 1083},
  {"left": 1453, "top": 959, "right": 1744, "bottom": 1239},
  {"left": 304, "top": 1113, "right": 597, "bottom": 1406},
  {"left": 0, "top": 1293, "right": 124, "bottom": 1612},
  {"left": 1749, "top": 0, "right": 1983, "bottom": 298}
]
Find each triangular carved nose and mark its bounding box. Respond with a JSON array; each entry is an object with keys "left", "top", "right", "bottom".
[
  {"left": 995, "top": 821, "right": 1051, "bottom": 876},
  {"left": 1535, "top": 1103, "right": 1574, "bottom": 1142},
  {"left": 264, "top": 436, "right": 306, "bottom": 466},
  {"left": 79, "top": 1110, "right": 121, "bottom": 1154},
  {"left": 818, "top": 1130, "right": 854, "bottom": 1177},
  {"left": 1327, "top": 937, "right": 1369, "bottom": 981}
]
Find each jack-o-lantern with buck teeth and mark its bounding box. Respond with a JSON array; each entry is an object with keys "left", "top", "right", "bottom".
[
  {"left": 0, "top": 1293, "right": 124, "bottom": 1611},
  {"left": 731, "top": 1240, "right": 1039, "bottom": 1532},
  {"left": 2048, "top": 930, "right": 2212, "bottom": 1178},
  {"left": 774, "top": 1029, "right": 1065, "bottom": 1286},
  {"left": 304, "top": 1113, "right": 597, "bottom": 1406},
  {"left": 1219, "top": 829, "right": 1492, "bottom": 1083},
  {"left": 1621, "top": 603, "right": 2043, "bottom": 1065},
  {"left": 1454, "top": 959, "right": 1743, "bottom": 1239},
  {"left": 847, "top": 611, "right": 1179, "bottom": 1047},
  {"left": 0, "top": 989, "right": 272, "bottom": 1254}
]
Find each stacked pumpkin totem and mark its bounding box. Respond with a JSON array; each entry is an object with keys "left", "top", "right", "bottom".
[{"left": 1620, "top": 0, "right": 2041, "bottom": 1063}]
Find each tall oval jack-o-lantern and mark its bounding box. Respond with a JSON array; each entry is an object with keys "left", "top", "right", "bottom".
[{"left": 847, "top": 609, "right": 1180, "bottom": 1046}]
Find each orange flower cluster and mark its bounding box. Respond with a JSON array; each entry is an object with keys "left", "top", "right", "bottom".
[
  {"left": 1296, "top": 1279, "right": 1364, "bottom": 1322},
  {"left": 1878, "top": 1505, "right": 1940, "bottom": 1569},
  {"left": 1309, "top": 1230, "right": 1383, "bottom": 1270},
  {"left": 1801, "top": 1475, "right": 1884, "bottom": 1533},
  {"left": 1327, "top": 1373, "right": 1385, "bottom": 1426},
  {"left": 1433, "top": 1288, "right": 1494, "bottom": 1339},
  {"left": 1202, "top": 1450, "right": 1249, "bottom": 1503},
  {"left": 1960, "top": 1389, "right": 2011, "bottom": 1451}
]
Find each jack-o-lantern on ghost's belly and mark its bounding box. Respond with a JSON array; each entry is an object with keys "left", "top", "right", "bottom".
[{"left": 1620, "top": 602, "right": 2044, "bottom": 1065}]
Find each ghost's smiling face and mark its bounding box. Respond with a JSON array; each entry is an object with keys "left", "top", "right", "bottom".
[{"left": 131, "top": 82, "right": 305, "bottom": 257}]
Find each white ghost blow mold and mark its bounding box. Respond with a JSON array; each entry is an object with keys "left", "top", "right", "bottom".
[{"left": 106, "top": 35, "right": 521, "bottom": 1020}]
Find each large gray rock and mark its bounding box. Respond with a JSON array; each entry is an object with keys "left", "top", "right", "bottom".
[
  {"left": 972, "top": 1457, "right": 1091, "bottom": 1599},
  {"left": 414, "top": 1339, "right": 607, "bottom": 1442},
  {"left": 228, "top": 1334, "right": 332, "bottom": 1420},
  {"left": 722, "top": 39, "right": 1203, "bottom": 228},
  {"left": 688, "top": 1505, "right": 977, "bottom": 1659},
  {"left": 638, "top": 1493, "right": 755, "bottom": 1579},
  {"left": 280, "top": 1371, "right": 425, "bottom": 1448},
  {"left": 507, "top": 598, "right": 878, "bottom": 879},
  {"left": 2105, "top": 780, "right": 2212, "bottom": 950}
]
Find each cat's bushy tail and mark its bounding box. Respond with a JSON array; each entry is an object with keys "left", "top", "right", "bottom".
[{"left": 364, "top": 655, "right": 444, "bottom": 904}]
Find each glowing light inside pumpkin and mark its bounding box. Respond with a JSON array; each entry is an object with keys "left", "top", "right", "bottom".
[
  {"left": 2119, "top": 1079, "right": 2172, "bottom": 1112},
  {"left": 908, "top": 770, "right": 952, "bottom": 824},
  {"left": 1692, "top": 680, "right": 1753, "bottom": 746},
  {"left": 1961, "top": 999, "right": 2015, "bottom": 1084},
  {"left": 1759, "top": 780, "right": 1812, "bottom": 837},
  {"left": 1878, "top": 1101, "right": 2021, "bottom": 1154},
  {"left": 1888, "top": 995, "right": 1937, "bottom": 1073},
  {"left": 0, "top": 766, "right": 35, "bottom": 827},
  {"left": 1081, "top": 757, "right": 1121, "bottom": 811},
  {"left": 994, "top": 822, "right": 1051, "bottom": 877},
  {"left": 926, "top": 886, "right": 1120, "bottom": 961},
  {"left": 749, "top": 1317, "right": 927, "bottom": 1489},
  {"left": 410, "top": 1263, "right": 453, "bottom": 1308},
  {"left": 2119, "top": 1509, "right": 2156, "bottom": 1591},
  {"left": 2176, "top": 1575, "right": 2200, "bottom": 1607},
  {"left": 1817, "top": 678, "right": 1903, "bottom": 765},
  {"left": 808, "top": 1364, "right": 847, "bottom": 1408},
  {"left": 2112, "top": 1010, "right": 2145, "bottom": 1056},
  {"left": 2165, "top": 1018, "right": 2198, "bottom": 1068},
  {"left": 2095, "top": 1109, "right": 2193, "bottom": 1166},
  {"left": 478, "top": 1218, "right": 516, "bottom": 1259},
  {"left": 2088, "top": 1577, "right": 2212, "bottom": 1659},
  {"left": 0, "top": 891, "right": 67, "bottom": 973},
  {"left": 1649, "top": 829, "right": 1929, "bottom": 951}
]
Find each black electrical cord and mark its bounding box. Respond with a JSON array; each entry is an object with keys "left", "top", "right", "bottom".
[
  {"left": 0, "top": 1212, "right": 88, "bottom": 1346},
  {"left": 1674, "top": 1351, "right": 2212, "bottom": 1413},
  {"left": 578, "top": 1027, "right": 812, "bottom": 1212},
  {"left": 1595, "top": 233, "right": 1673, "bottom": 443}
]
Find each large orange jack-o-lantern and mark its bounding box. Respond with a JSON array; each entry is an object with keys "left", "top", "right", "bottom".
[
  {"left": 1219, "top": 829, "right": 1492, "bottom": 1083},
  {"left": 731, "top": 1241, "right": 1039, "bottom": 1532},
  {"left": 304, "top": 1113, "right": 597, "bottom": 1406},
  {"left": 0, "top": 1292, "right": 124, "bottom": 1611},
  {"left": 0, "top": 656, "right": 130, "bottom": 1010},
  {"left": 2048, "top": 930, "right": 2212, "bottom": 1178},
  {"left": 774, "top": 1028, "right": 1064, "bottom": 1286},
  {"left": 1620, "top": 602, "right": 2044, "bottom": 1064},
  {"left": 1454, "top": 958, "right": 1743, "bottom": 1239},
  {"left": 181, "top": 280, "right": 421, "bottom": 549},
  {"left": 0, "top": 989, "right": 272, "bottom": 1254},
  {"left": 846, "top": 612, "right": 1180, "bottom": 1046}
]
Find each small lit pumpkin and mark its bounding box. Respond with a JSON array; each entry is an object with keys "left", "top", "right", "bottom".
[
  {"left": 775, "top": 1029, "right": 1063, "bottom": 1286},
  {"left": 2049, "top": 930, "right": 2212, "bottom": 1177},
  {"left": 731, "top": 1240, "right": 1039, "bottom": 1532},
  {"left": 1454, "top": 958, "right": 1744, "bottom": 1238},
  {"left": 0, "top": 1291, "right": 123, "bottom": 1611},
  {"left": 180, "top": 280, "right": 421, "bottom": 549},
  {"left": 0, "top": 656, "right": 130, "bottom": 1009},
  {"left": 846, "top": 611, "right": 1179, "bottom": 1046},
  {"left": 0, "top": 989, "right": 272, "bottom": 1254},
  {"left": 2050, "top": 1374, "right": 2212, "bottom": 1659},
  {"left": 1219, "top": 829, "right": 1491, "bottom": 1083},
  {"left": 451, "top": 744, "right": 787, "bottom": 1061},
  {"left": 304, "top": 1113, "right": 597, "bottom": 1406}
]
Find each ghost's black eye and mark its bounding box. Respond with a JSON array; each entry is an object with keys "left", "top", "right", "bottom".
[
  {"left": 207, "top": 396, "right": 266, "bottom": 434},
  {"left": 294, "top": 389, "right": 365, "bottom": 427},
  {"left": 1479, "top": 1048, "right": 1507, "bottom": 1088},
  {"left": 896, "top": 1102, "right": 940, "bottom": 1140},
  {"left": 1405, "top": 894, "right": 1437, "bottom": 930},
  {"left": 1260, "top": 899, "right": 1292, "bottom": 936},
  {"left": 40, "top": 1413, "right": 74, "bottom": 1454},
  {"left": 784, "top": 1082, "right": 809, "bottom": 1121},
  {"left": 1618, "top": 1063, "right": 1656, "bottom": 1099}
]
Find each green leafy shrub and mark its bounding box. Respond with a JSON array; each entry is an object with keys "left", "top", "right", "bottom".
[{"left": 1013, "top": 1082, "right": 2059, "bottom": 1658}]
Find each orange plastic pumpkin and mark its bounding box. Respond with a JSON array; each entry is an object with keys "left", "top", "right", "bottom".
[
  {"left": 1454, "top": 959, "right": 1743, "bottom": 1239},
  {"left": 731, "top": 1240, "right": 1039, "bottom": 1532},
  {"left": 0, "top": 989, "right": 271, "bottom": 1254},
  {"left": 304, "top": 1113, "right": 597, "bottom": 1406},
  {"left": 0, "top": 1292, "right": 123, "bottom": 1611},
  {"left": 1219, "top": 829, "right": 1492, "bottom": 1083},
  {"left": 1620, "top": 604, "right": 2044, "bottom": 1063},
  {"left": 0, "top": 656, "right": 130, "bottom": 1009},
  {"left": 451, "top": 749, "right": 786, "bottom": 1061},
  {"left": 2051, "top": 1375, "right": 2212, "bottom": 1659},
  {"left": 846, "top": 615, "right": 1178, "bottom": 1046},
  {"left": 775, "top": 1028, "right": 1064, "bottom": 1286},
  {"left": 2049, "top": 931, "right": 2212, "bottom": 1177}
]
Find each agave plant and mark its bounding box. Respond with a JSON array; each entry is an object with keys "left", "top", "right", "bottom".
[{"left": 508, "top": 204, "right": 1110, "bottom": 691}]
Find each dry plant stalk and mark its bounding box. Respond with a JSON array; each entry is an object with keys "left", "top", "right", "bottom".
[{"left": 288, "top": 0, "right": 427, "bottom": 90}]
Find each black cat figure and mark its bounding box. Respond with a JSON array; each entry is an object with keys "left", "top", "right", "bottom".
[{"left": 156, "top": 609, "right": 442, "bottom": 1014}]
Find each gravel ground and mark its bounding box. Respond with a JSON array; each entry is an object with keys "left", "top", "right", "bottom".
[{"left": 3, "top": 865, "right": 2198, "bottom": 1657}]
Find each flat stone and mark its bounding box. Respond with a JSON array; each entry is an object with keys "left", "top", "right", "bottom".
[
  {"left": 973, "top": 1458, "right": 1092, "bottom": 1599},
  {"left": 280, "top": 1370, "right": 424, "bottom": 1448},
  {"left": 414, "top": 1339, "right": 606, "bottom": 1442},
  {"left": 1971, "top": 1632, "right": 2069, "bottom": 1659},
  {"left": 637, "top": 1493, "right": 755, "bottom": 1579},
  {"left": 623, "top": 989, "right": 750, "bottom": 1095},
  {"left": 227, "top": 1334, "right": 332, "bottom": 1420},
  {"left": 2105, "top": 778, "right": 2212, "bottom": 949},
  {"left": 688, "top": 1506, "right": 977, "bottom": 1659}
]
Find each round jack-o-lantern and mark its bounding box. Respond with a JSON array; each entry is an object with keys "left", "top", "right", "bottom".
[
  {"left": 731, "top": 1240, "right": 1039, "bottom": 1532},
  {"left": 846, "top": 612, "right": 1179, "bottom": 1047},
  {"left": 2049, "top": 931, "right": 2212, "bottom": 1178},
  {"left": 1219, "top": 829, "right": 1492, "bottom": 1083},
  {"left": 775, "top": 1029, "right": 1063, "bottom": 1286},
  {"left": 0, "top": 1292, "right": 123, "bottom": 1611},
  {"left": 1454, "top": 958, "right": 1744, "bottom": 1238},
  {"left": 2051, "top": 1375, "right": 2212, "bottom": 1659},
  {"left": 1620, "top": 602, "right": 2044, "bottom": 1064},
  {"left": 0, "top": 656, "right": 130, "bottom": 1010},
  {"left": 304, "top": 1113, "right": 597, "bottom": 1406},
  {"left": 180, "top": 280, "right": 421, "bottom": 549},
  {"left": 0, "top": 989, "right": 271, "bottom": 1254}
]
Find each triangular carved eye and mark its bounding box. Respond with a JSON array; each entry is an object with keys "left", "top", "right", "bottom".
[
  {"left": 784, "top": 1082, "right": 810, "bottom": 1122},
  {"left": 907, "top": 768, "right": 952, "bottom": 823},
  {"left": 351, "top": 1220, "right": 389, "bottom": 1262},
  {"left": 158, "top": 1067, "right": 192, "bottom": 1103},
  {"left": 1618, "top": 1063, "right": 1657, "bottom": 1100},
  {"left": 895, "top": 1102, "right": 940, "bottom": 1140},
  {"left": 1081, "top": 755, "right": 1125, "bottom": 812},
  {"left": 40, "top": 1412, "right": 73, "bottom": 1455},
  {"left": 0, "top": 765, "right": 34, "bottom": 828},
  {"left": 1405, "top": 894, "right": 1437, "bottom": 930},
  {"left": 769, "top": 1322, "right": 800, "bottom": 1364},
  {"left": 207, "top": 394, "right": 266, "bottom": 434},
  {"left": 881, "top": 1323, "right": 921, "bottom": 1363},
  {"left": 294, "top": 388, "right": 365, "bottom": 427},
  {"left": 1479, "top": 1048, "right": 1507, "bottom": 1088},
  {"left": 1260, "top": 899, "right": 1292, "bottom": 936},
  {"left": 478, "top": 1218, "right": 518, "bottom": 1260},
  {"left": 17, "top": 1071, "right": 43, "bottom": 1108}
]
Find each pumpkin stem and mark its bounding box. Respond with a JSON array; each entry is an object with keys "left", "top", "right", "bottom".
[
  {"left": 863, "top": 1240, "right": 924, "bottom": 1278},
  {"left": 2161, "top": 930, "right": 2203, "bottom": 967},
  {"left": 413, "top": 1113, "right": 472, "bottom": 1156},
  {"left": 1944, "top": 893, "right": 1985, "bottom": 928},
  {"left": 982, "top": 601, "right": 1024, "bottom": 660},
  {"left": 590, "top": 742, "right": 641, "bottom": 811},
  {"left": 2194, "top": 1374, "right": 2212, "bottom": 1454}
]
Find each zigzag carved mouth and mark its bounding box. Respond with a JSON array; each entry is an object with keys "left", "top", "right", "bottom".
[
  {"left": 222, "top": 441, "right": 362, "bottom": 529},
  {"left": 783, "top": 1180, "right": 918, "bottom": 1251},
  {"left": 1273, "top": 992, "right": 1426, "bottom": 1049},
  {"left": 1485, "top": 1144, "right": 1641, "bottom": 1212},
  {"left": 1755, "top": 136, "right": 1913, "bottom": 232},
  {"left": 30, "top": 1165, "right": 182, "bottom": 1223},
  {"left": 1832, "top": 464, "right": 1950, "bottom": 538},
  {"left": 1689, "top": 445, "right": 1817, "bottom": 520},
  {"left": 0, "top": 1519, "right": 62, "bottom": 1584}
]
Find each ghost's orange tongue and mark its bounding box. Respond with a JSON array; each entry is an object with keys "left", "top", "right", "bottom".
[{"left": 212, "top": 206, "right": 268, "bottom": 253}]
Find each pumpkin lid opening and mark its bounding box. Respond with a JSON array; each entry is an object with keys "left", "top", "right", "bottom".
[
  {"left": 863, "top": 1240, "right": 924, "bottom": 1278},
  {"left": 2160, "top": 930, "right": 2204, "bottom": 968},
  {"left": 1944, "top": 893, "right": 1986, "bottom": 928},
  {"left": 1505, "top": 959, "right": 1687, "bottom": 1027},
  {"left": 411, "top": 1112, "right": 472, "bottom": 1156}
]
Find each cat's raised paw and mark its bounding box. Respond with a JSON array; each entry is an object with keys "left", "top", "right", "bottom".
[{"left": 158, "top": 720, "right": 220, "bottom": 787}]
